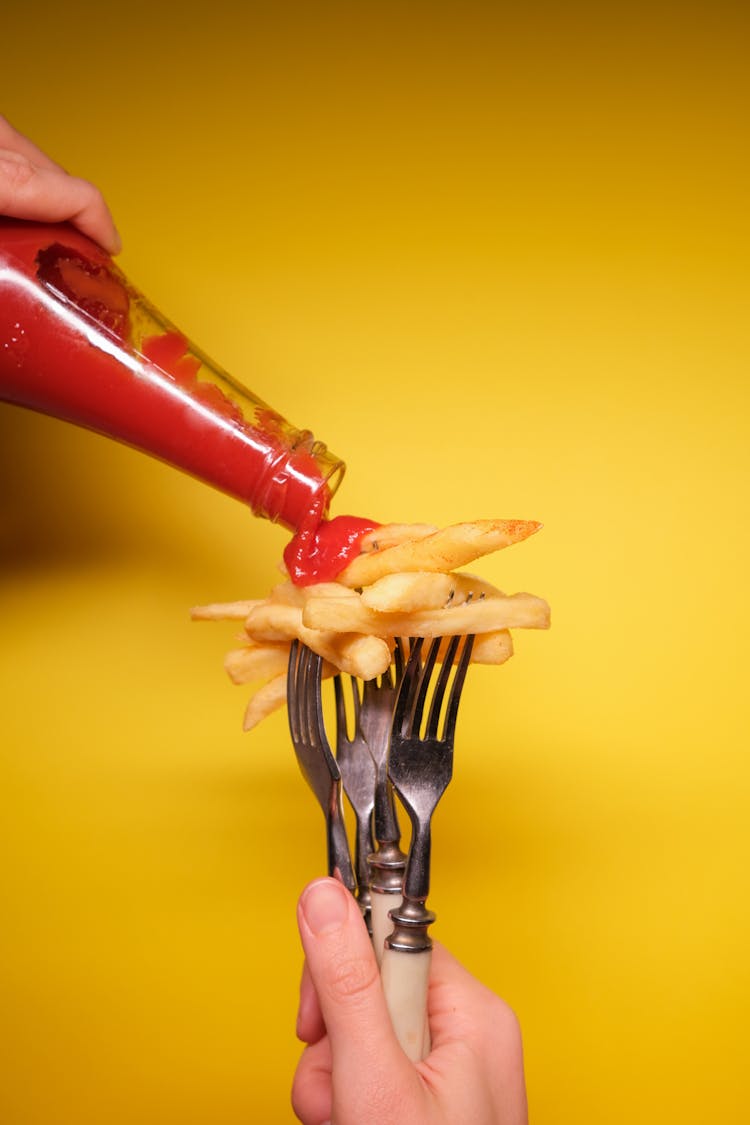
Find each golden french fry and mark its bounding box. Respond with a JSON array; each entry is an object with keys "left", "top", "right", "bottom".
[
  {"left": 300, "top": 582, "right": 361, "bottom": 602},
  {"left": 190, "top": 599, "right": 263, "bottom": 621},
  {"left": 243, "top": 674, "right": 288, "bottom": 731},
  {"left": 468, "top": 629, "right": 514, "bottom": 665},
  {"left": 303, "top": 590, "right": 550, "bottom": 636},
  {"left": 269, "top": 581, "right": 306, "bottom": 608},
  {"left": 338, "top": 519, "right": 542, "bottom": 588},
  {"left": 360, "top": 570, "right": 502, "bottom": 613},
  {"left": 244, "top": 601, "right": 391, "bottom": 678},
  {"left": 241, "top": 659, "right": 345, "bottom": 729},
  {"left": 244, "top": 601, "right": 301, "bottom": 643},
  {"left": 267, "top": 578, "right": 360, "bottom": 607},
  {"left": 224, "top": 643, "right": 290, "bottom": 685},
  {"left": 328, "top": 633, "right": 393, "bottom": 679},
  {"left": 358, "top": 523, "right": 438, "bottom": 553}
]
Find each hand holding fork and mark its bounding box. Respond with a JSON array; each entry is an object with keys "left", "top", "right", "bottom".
[{"left": 287, "top": 633, "right": 474, "bottom": 1062}]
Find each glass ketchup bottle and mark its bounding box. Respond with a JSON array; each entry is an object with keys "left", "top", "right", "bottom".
[{"left": 0, "top": 218, "right": 346, "bottom": 535}]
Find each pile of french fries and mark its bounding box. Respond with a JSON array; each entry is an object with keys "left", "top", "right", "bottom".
[{"left": 191, "top": 519, "right": 549, "bottom": 731}]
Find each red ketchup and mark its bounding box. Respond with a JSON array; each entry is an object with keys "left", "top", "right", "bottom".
[
  {"left": 0, "top": 219, "right": 375, "bottom": 583},
  {"left": 284, "top": 514, "right": 380, "bottom": 586}
]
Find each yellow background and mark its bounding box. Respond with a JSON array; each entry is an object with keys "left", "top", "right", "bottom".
[{"left": 1, "top": 4, "right": 748, "bottom": 1122}]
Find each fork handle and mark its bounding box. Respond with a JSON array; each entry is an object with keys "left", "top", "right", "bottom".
[
  {"left": 369, "top": 839, "right": 407, "bottom": 966},
  {"left": 381, "top": 945, "right": 432, "bottom": 1062}
]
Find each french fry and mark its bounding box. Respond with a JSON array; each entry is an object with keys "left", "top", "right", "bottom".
[
  {"left": 224, "top": 643, "right": 290, "bottom": 685},
  {"left": 244, "top": 601, "right": 391, "bottom": 678},
  {"left": 358, "top": 523, "right": 438, "bottom": 553},
  {"left": 326, "top": 633, "right": 393, "bottom": 679},
  {"left": 338, "top": 519, "right": 542, "bottom": 588},
  {"left": 244, "top": 602, "right": 302, "bottom": 643},
  {"left": 300, "top": 582, "right": 361, "bottom": 602},
  {"left": 267, "top": 580, "right": 360, "bottom": 607},
  {"left": 464, "top": 629, "right": 514, "bottom": 665},
  {"left": 268, "top": 581, "right": 306, "bottom": 608},
  {"left": 268, "top": 580, "right": 360, "bottom": 610},
  {"left": 360, "top": 570, "right": 502, "bottom": 613},
  {"left": 243, "top": 674, "right": 288, "bottom": 731},
  {"left": 303, "top": 590, "right": 550, "bottom": 637},
  {"left": 190, "top": 599, "right": 263, "bottom": 621}
]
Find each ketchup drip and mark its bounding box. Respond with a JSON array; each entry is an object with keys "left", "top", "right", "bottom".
[
  {"left": 284, "top": 514, "right": 380, "bottom": 586},
  {"left": 0, "top": 219, "right": 373, "bottom": 583}
]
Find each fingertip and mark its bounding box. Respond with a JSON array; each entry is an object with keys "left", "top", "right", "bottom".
[
  {"left": 108, "top": 225, "right": 123, "bottom": 255},
  {"left": 298, "top": 877, "right": 352, "bottom": 939},
  {"left": 72, "top": 179, "right": 121, "bottom": 255}
]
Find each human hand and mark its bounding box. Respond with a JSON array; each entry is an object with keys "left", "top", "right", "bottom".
[
  {"left": 293, "top": 878, "right": 528, "bottom": 1125},
  {"left": 0, "top": 115, "right": 121, "bottom": 254}
]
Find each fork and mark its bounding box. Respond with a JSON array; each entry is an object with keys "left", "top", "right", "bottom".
[
  {"left": 380, "top": 633, "right": 475, "bottom": 1061},
  {"left": 358, "top": 640, "right": 409, "bottom": 965},
  {"left": 333, "top": 640, "right": 409, "bottom": 946},
  {"left": 287, "top": 640, "right": 356, "bottom": 895},
  {"left": 333, "top": 675, "right": 377, "bottom": 929}
]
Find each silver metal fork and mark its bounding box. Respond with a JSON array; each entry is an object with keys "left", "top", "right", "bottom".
[
  {"left": 359, "top": 640, "right": 409, "bottom": 964},
  {"left": 333, "top": 639, "right": 409, "bottom": 942},
  {"left": 380, "top": 633, "right": 475, "bottom": 1061},
  {"left": 333, "top": 675, "right": 376, "bottom": 928},
  {"left": 287, "top": 640, "right": 356, "bottom": 895}
]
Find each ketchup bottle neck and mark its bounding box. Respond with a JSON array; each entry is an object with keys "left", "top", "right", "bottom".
[{"left": 0, "top": 219, "right": 344, "bottom": 530}]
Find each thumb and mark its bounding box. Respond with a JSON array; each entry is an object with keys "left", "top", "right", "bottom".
[{"left": 297, "top": 879, "right": 410, "bottom": 1095}]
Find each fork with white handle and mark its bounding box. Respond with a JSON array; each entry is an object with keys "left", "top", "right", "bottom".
[
  {"left": 380, "top": 633, "right": 474, "bottom": 1061},
  {"left": 357, "top": 641, "right": 408, "bottom": 965},
  {"left": 333, "top": 640, "right": 408, "bottom": 950}
]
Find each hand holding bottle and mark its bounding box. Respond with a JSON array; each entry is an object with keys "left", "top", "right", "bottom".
[
  {"left": 0, "top": 114, "right": 120, "bottom": 253},
  {"left": 294, "top": 878, "right": 528, "bottom": 1125}
]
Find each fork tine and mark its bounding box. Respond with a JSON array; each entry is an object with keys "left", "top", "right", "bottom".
[
  {"left": 299, "top": 644, "right": 313, "bottom": 743},
  {"left": 309, "top": 649, "right": 327, "bottom": 750},
  {"left": 393, "top": 636, "right": 407, "bottom": 680},
  {"left": 424, "top": 635, "right": 460, "bottom": 739},
  {"left": 411, "top": 636, "right": 441, "bottom": 734},
  {"left": 350, "top": 675, "right": 361, "bottom": 728},
  {"left": 287, "top": 638, "right": 301, "bottom": 742},
  {"left": 301, "top": 646, "right": 317, "bottom": 745},
  {"left": 442, "top": 634, "right": 475, "bottom": 740},
  {"left": 393, "top": 636, "right": 424, "bottom": 736},
  {"left": 333, "top": 674, "right": 346, "bottom": 737}
]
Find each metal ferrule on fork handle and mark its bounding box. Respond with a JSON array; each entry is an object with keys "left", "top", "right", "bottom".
[
  {"left": 384, "top": 895, "right": 436, "bottom": 955},
  {"left": 369, "top": 840, "right": 408, "bottom": 965},
  {"left": 369, "top": 840, "right": 407, "bottom": 898}
]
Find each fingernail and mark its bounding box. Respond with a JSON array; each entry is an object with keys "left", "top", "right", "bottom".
[{"left": 300, "top": 878, "right": 349, "bottom": 936}]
